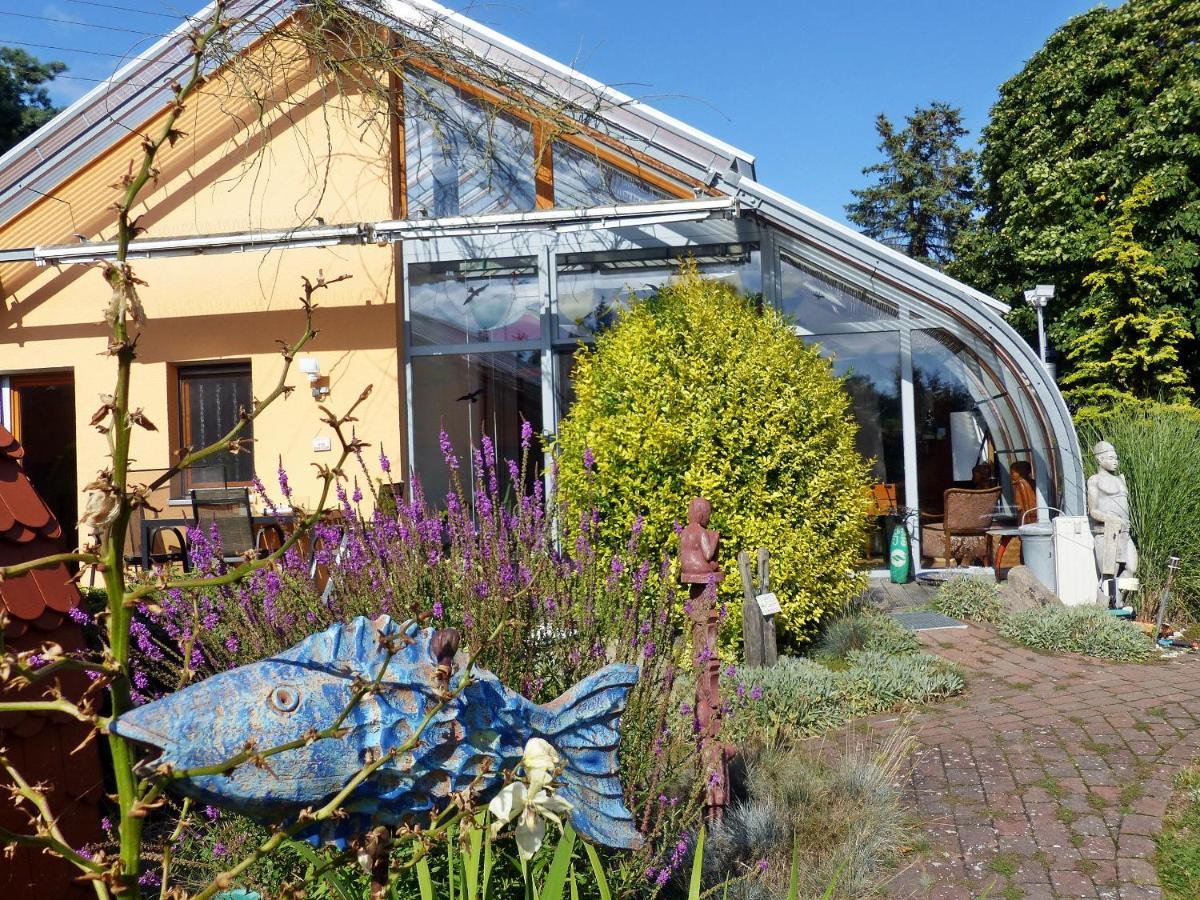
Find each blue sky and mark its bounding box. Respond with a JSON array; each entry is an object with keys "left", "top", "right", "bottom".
[{"left": 1, "top": 0, "right": 1113, "bottom": 224}]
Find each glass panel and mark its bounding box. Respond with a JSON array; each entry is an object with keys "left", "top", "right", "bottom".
[
  {"left": 410, "top": 352, "right": 544, "bottom": 504},
  {"left": 805, "top": 332, "right": 905, "bottom": 568},
  {"left": 404, "top": 69, "right": 535, "bottom": 217},
  {"left": 555, "top": 244, "right": 761, "bottom": 341},
  {"left": 911, "top": 329, "right": 1006, "bottom": 567},
  {"left": 780, "top": 253, "right": 899, "bottom": 331},
  {"left": 551, "top": 141, "right": 671, "bottom": 207},
  {"left": 178, "top": 364, "right": 254, "bottom": 485},
  {"left": 409, "top": 257, "right": 541, "bottom": 347},
  {"left": 554, "top": 348, "right": 578, "bottom": 423}
]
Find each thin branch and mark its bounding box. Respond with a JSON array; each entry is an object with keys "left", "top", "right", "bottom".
[
  {"left": 0, "top": 699, "right": 97, "bottom": 723},
  {"left": 147, "top": 273, "right": 351, "bottom": 492},
  {"left": 0, "top": 553, "right": 102, "bottom": 581}
]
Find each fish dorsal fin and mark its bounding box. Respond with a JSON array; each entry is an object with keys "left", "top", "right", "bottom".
[{"left": 273, "top": 616, "right": 432, "bottom": 680}]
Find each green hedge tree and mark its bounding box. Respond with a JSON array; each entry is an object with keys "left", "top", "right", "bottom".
[
  {"left": 554, "top": 266, "right": 869, "bottom": 645},
  {"left": 1059, "top": 176, "right": 1194, "bottom": 417},
  {"left": 950, "top": 0, "right": 1200, "bottom": 393}
]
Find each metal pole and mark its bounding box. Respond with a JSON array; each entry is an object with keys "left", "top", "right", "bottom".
[{"left": 1036, "top": 304, "right": 1047, "bottom": 365}]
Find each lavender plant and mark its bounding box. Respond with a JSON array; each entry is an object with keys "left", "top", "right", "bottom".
[{"left": 117, "top": 431, "right": 717, "bottom": 897}]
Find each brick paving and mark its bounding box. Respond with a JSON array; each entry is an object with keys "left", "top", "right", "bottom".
[{"left": 872, "top": 624, "right": 1200, "bottom": 899}]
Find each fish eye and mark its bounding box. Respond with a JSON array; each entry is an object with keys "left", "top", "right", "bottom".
[{"left": 268, "top": 684, "right": 302, "bottom": 713}]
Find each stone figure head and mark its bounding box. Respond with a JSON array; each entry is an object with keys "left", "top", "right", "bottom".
[
  {"left": 687, "top": 497, "right": 712, "bottom": 529},
  {"left": 1093, "top": 440, "right": 1119, "bottom": 474}
]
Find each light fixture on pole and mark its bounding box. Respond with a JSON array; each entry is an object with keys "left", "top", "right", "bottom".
[{"left": 1023, "top": 284, "right": 1055, "bottom": 377}]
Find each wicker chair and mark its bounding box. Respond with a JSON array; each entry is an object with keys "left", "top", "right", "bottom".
[{"left": 921, "top": 486, "right": 1001, "bottom": 566}]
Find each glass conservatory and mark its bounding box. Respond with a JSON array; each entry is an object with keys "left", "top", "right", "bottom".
[{"left": 391, "top": 195, "right": 1085, "bottom": 573}]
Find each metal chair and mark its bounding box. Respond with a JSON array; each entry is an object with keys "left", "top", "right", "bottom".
[
  {"left": 921, "top": 486, "right": 1001, "bottom": 567},
  {"left": 190, "top": 487, "right": 262, "bottom": 565},
  {"left": 124, "top": 468, "right": 189, "bottom": 571}
]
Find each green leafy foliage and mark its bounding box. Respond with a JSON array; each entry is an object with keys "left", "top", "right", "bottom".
[
  {"left": 1156, "top": 762, "right": 1200, "bottom": 899},
  {"left": 554, "top": 266, "right": 869, "bottom": 644},
  {"left": 682, "top": 736, "right": 913, "bottom": 899},
  {"left": 1059, "top": 176, "right": 1194, "bottom": 414},
  {"left": 999, "top": 606, "right": 1153, "bottom": 663},
  {"left": 1077, "top": 402, "right": 1200, "bottom": 621},
  {"left": 846, "top": 102, "right": 977, "bottom": 268},
  {"left": 932, "top": 572, "right": 1155, "bottom": 661},
  {"left": 0, "top": 47, "right": 65, "bottom": 155},
  {"left": 951, "top": 0, "right": 1200, "bottom": 393},
  {"left": 930, "top": 576, "right": 1008, "bottom": 626},
  {"left": 725, "top": 652, "right": 963, "bottom": 741}
]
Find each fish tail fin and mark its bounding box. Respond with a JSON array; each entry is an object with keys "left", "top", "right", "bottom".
[{"left": 531, "top": 663, "right": 643, "bottom": 850}]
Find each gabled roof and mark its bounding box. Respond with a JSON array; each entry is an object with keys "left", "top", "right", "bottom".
[
  {"left": 0, "top": 0, "right": 1007, "bottom": 316},
  {"left": 0, "top": 0, "right": 754, "bottom": 227}
]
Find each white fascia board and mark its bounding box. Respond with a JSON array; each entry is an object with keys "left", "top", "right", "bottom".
[
  {"left": 732, "top": 178, "right": 1010, "bottom": 315},
  {"left": 370, "top": 0, "right": 756, "bottom": 180}
]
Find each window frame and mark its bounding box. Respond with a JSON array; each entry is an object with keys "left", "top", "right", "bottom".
[{"left": 175, "top": 361, "right": 255, "bottom": 489}]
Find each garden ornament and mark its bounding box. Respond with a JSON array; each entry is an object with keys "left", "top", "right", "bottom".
[
  {"left": 677, "top": 496, "right": 728, "bottom": 820},
  {"left": 1087, "top": 440, "right": 1139, "bottom": 606},
  {"left": 110, "top": 616, "right": 643, "bottom": 850}
]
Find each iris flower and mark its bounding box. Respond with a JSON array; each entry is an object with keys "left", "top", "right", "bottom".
[{"left": 488, "top": 737, "right": 573, "bottom": 860}]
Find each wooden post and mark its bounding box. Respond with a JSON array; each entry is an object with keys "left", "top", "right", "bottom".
[
  {"left": 756, "top": 548, "right": 778, "bottom": 667},
  {"left": 738, "top": 551, "right": 764, "bottom": 667}
]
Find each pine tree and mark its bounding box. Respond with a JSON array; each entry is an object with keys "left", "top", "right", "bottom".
[
  {"left": 1060, "top": 176, "right": 1193, "bottom": 416},
  {"left": 0, "top": 47, "right": 65, "bottom": 154},
  {"left": 846, "top": 102, "right": 977, "bottom": 268}
]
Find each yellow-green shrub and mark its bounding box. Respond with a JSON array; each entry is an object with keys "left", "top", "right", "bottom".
[{"left": 554, "top": 265, "right": 869, "bottom": 645}]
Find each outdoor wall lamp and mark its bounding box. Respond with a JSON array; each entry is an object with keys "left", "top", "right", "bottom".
[
  {"left": 298, "top": 356, "right": 329, "bottom": 399},
  {"left": 1023, "top": 284, "right": 1055, "bottom": 377}
]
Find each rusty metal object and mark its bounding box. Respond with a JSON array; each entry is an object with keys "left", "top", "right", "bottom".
[
  {"left": 111, "top": 617, "right": 644, "bottom": 850},
  {"left": 678, "top": 496, "right": 728, "bottom": 820}
]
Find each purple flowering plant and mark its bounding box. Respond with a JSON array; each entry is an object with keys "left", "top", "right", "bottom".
[{"left": 128, "top": 425, "right": 718, "bottom": 894}]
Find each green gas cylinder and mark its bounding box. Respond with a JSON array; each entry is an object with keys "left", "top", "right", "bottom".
[{"left": 888, "top": 521, "right": 912, "bottom": 584}]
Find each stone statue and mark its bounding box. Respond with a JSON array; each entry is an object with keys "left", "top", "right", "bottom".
[
  {"left": 1087, "top": 440, "right": 1138, "bottom": 605},
  {"left": 679, "top": 497, "right": 725, "bottom": 585}
]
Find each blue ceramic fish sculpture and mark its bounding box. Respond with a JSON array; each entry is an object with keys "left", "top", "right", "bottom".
[{"left": 111, "top": 616, "right": 642, "bottom": 849}]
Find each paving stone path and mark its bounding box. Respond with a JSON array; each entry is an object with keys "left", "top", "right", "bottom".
[{"left": 872, "top": 625, "right": 1200, "bottom": 899}]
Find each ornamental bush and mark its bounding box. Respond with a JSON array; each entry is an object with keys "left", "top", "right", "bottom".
[
  {"left": 999, "top": 606, "right": 1154, "bottom": 663},
  {"left": 554, "top": 265, "right": 869, "bottom": 644}
]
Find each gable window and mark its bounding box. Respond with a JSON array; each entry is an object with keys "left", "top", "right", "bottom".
[
  {"left": 404, "top": 69, "right": 535, "bottom": 217},
  {"left": 551, "top": 140, "right": 670, "bottom": 207},
  {"left": 177, "top": 363, "right": 254, "bottom": 487}
]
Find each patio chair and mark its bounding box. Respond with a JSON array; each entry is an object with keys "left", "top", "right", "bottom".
[
  {"left": 190, "top": 487, "right": 266, "bottom": 565},
  {"left": 921, "top": 486, "right": 1001, "bottom": 567},
  {"left": 123, "top": 468, "right": 189, "bottom": 571}
]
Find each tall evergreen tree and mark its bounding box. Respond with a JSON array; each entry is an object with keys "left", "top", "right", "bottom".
[
  {"left": 1059, "top": 176, "right": 1193, "bottom": 416},
  {"left": 845, "top": 102, "right": 977, "bottom": 268},
  {"left": 0, "top": 47, "right": 66, "bottom": 155},
  {"left": 951, "top": 0, "right": 1200, "bottom": 396}
]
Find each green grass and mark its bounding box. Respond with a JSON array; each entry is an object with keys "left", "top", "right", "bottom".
[
  {"left": 1156, "top": 763, "right": 1200, "bottom": 898},
  {"left": 987, "top": 853, "right": 1020, "bottom": 877},
  {"left": 1033, "top": 776, "right": 1066, "bottom": 800}
]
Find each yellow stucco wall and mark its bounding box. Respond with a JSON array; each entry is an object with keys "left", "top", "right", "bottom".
[{"left": 0, "top": 43, "right": 403, "bottom": 511}]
